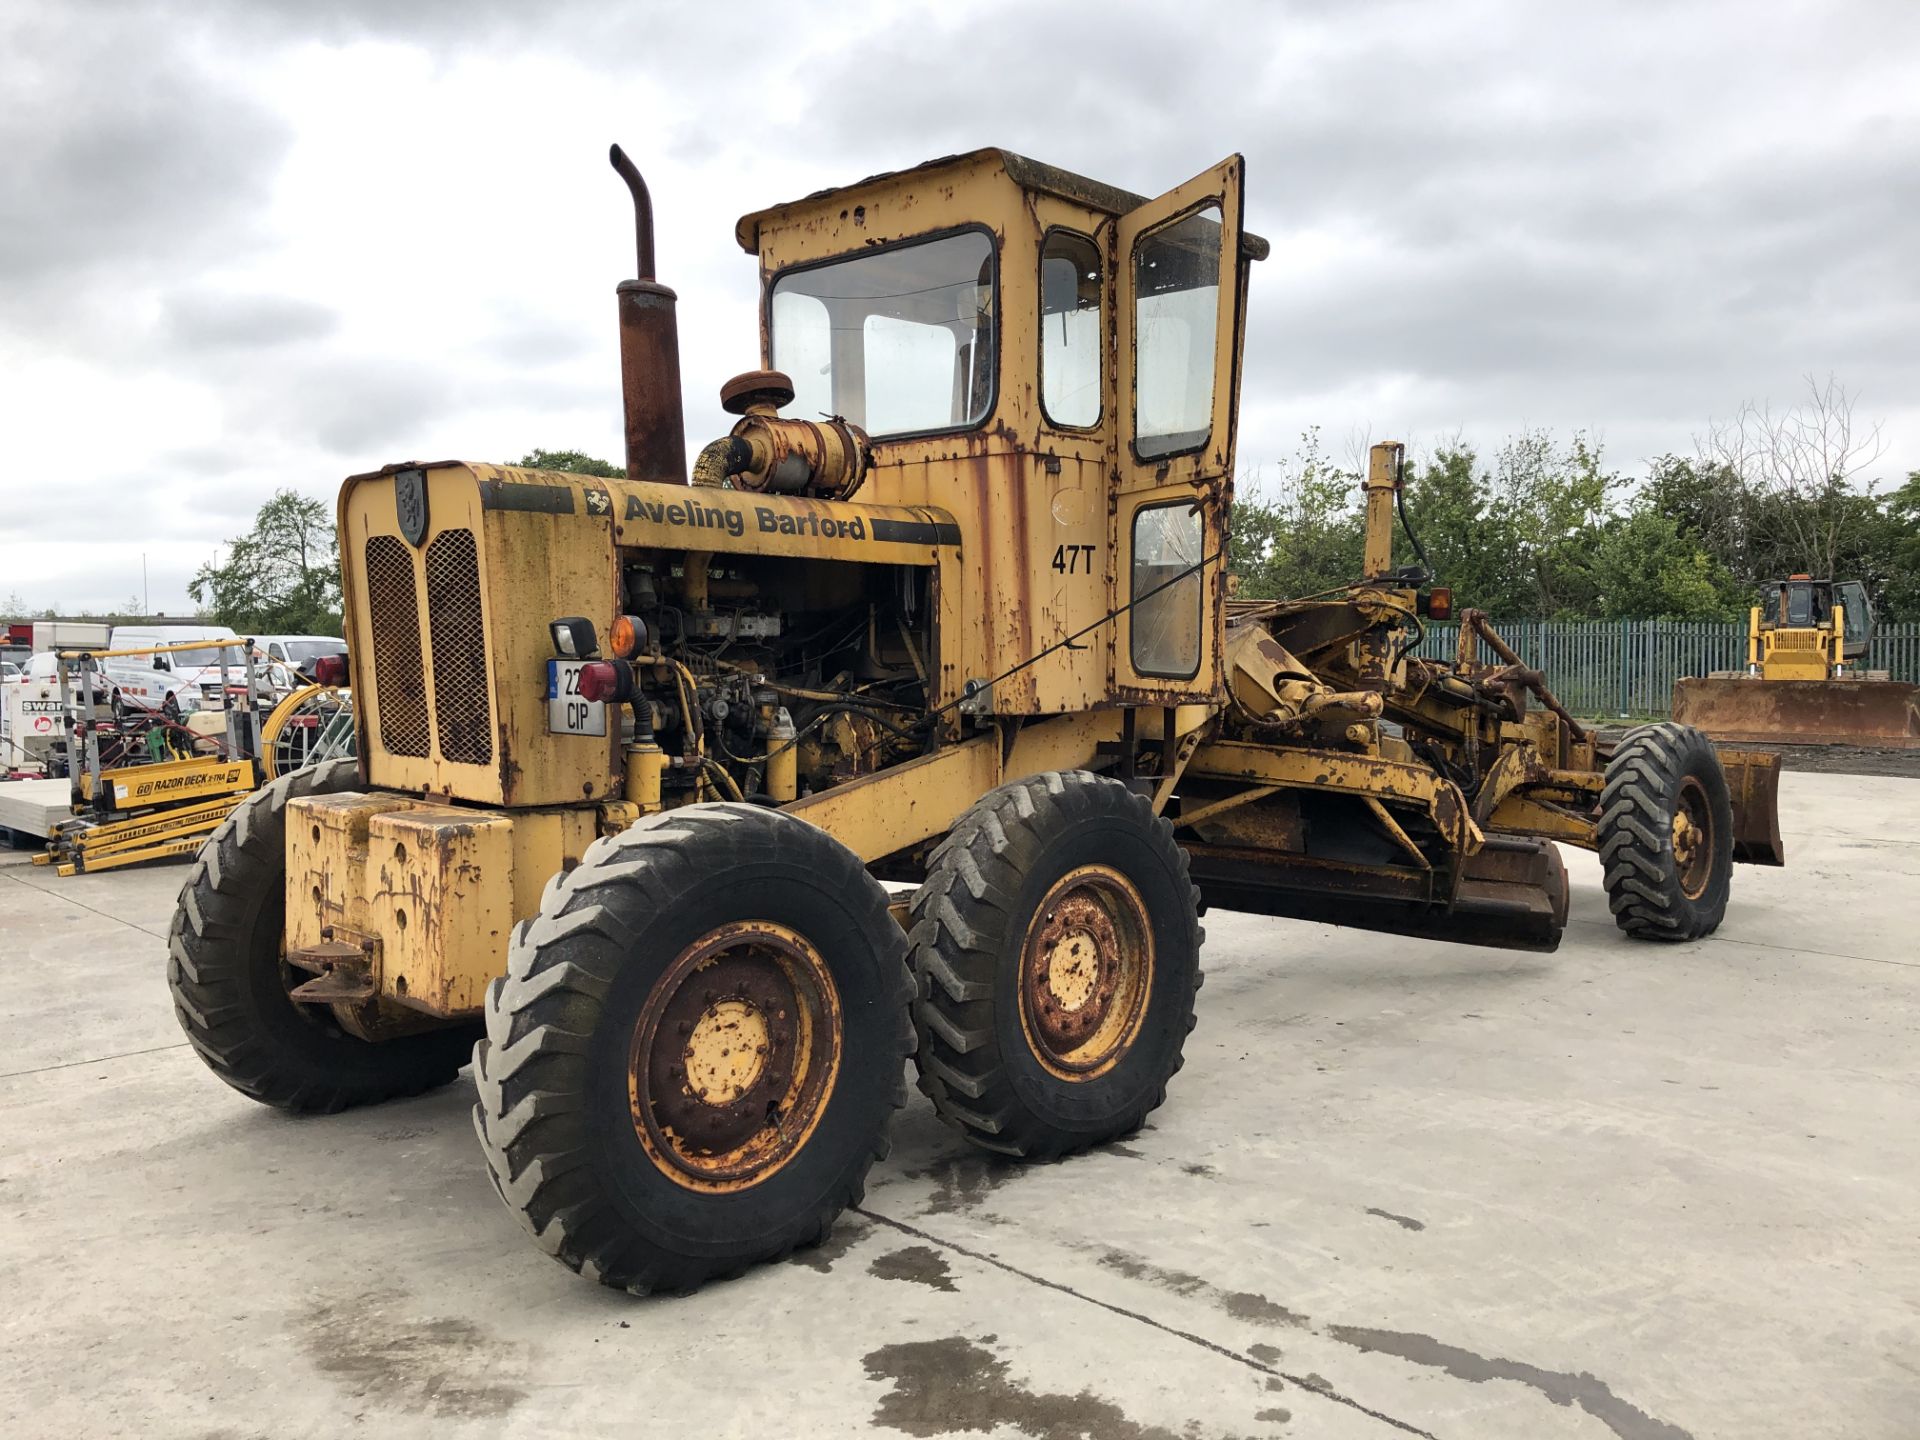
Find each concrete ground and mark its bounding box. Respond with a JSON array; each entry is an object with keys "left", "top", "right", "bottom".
[{"left": 1, "top": 770, "right": 1915, "bottom": 1440}]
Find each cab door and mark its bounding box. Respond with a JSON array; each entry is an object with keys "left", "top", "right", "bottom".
[{"left": 1108, "top": 156, "right": 1248, "bottom": 703}]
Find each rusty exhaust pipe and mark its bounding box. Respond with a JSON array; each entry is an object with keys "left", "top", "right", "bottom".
[{"left": 610, "top": 144, "right": 687, "bottom": 484}]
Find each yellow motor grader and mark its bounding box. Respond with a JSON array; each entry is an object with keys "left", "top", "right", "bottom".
[{"left": 170, "top": 145, "right": 1779, "bottom": 1293}]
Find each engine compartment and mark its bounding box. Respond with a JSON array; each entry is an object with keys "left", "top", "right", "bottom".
[{"left": 617, "top": 546, "right": 939, "bottom": 803}]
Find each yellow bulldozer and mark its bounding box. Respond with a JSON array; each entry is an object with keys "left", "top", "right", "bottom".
[
  {"left": 170, "top": 145, "right": 1781, "bottom": 1293},
  {"left": 1673, "top": 576, "right": 1920, "bottom": 747}
]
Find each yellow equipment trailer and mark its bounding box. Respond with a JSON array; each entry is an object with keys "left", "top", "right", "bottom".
[
  {"left": 1673, "top": 576, "right": 1920, "bottom": 747},
  {"left": 170, "top": 145, "right": 1777, "bottom": 1293}
]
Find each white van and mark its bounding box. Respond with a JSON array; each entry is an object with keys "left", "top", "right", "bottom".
[
  {"left": 19, "top": 649, "right": 201, "bottom": 718},
  {"left": 255, "top": 635, "right": 348, "bottom": 677},
  {"left": 110, "top": 625, "right": 246, "bottom": 710}
]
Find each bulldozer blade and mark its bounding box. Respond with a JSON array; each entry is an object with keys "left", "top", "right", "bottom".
[
  {"left": 1673, "top": 676, "right": 1920, "bottom": 748},
  {"left": 1715, "top": 746, "right": 1785, "bottom": 867}
]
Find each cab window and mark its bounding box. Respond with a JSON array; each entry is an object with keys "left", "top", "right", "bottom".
[
  {"left": 1132, "top": 205, "right": 1222, "bottom": 459},
  {"left": 1130, "top": 502, "right": 1204, "bottom": 677},
  {"left": 1040, "top": 231, "right": 1102, "bottom": 428},
  {"left": 771, "top": 230, "right": 995, "bottom": 439}
]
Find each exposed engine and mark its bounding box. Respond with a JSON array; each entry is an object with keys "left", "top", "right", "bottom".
[{"left": 618, "top": 546, "right": 935, "bottom": 804}]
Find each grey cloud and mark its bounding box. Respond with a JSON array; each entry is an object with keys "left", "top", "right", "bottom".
[
  {"left": 162, "top": 290, "right": 341, "bottom": 350},
  {"left": 0, "top": 7, "right": 290, "bottom": 326},
  {"left": 275, "top": 359, "right": 456, "bottom": 455}
]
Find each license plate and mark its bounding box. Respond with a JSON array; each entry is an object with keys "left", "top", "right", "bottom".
[{"left": 546, "top": 660, "right": 607, "bottom": 736}]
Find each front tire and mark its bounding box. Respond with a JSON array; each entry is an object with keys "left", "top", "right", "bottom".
[
  {"left": 1598, "top": 723, "right": 1734, "bottom": 941},
  {"left": 907, "top": 771, "right": 1202, "bottom": 1160},
  {"left": 472, "top": 804, "right": 912, "bottom": 1293},
  {"left": 168, "top": 757, "right": 478, "bottom": 1111}
]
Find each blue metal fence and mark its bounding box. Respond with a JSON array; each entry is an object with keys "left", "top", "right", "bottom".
[{"left": 1416, "top": 619, "right": 1920, "bottom": 719}]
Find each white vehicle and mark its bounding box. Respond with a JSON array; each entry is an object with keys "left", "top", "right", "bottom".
[
  {"left": 109, "top": 625, "right": 246, "bottom": 711},
  {"left": 255, "top": 635, "right": 347, "bottom": 680},
  {"left": 1, "top": 660, "right": 19, "bottom": 681},
  {"left": 31, "top": 621, "right": 109, "bottom": 654},
  {"left": 20, "top": 650, "right": 200, "bottom": 718}
]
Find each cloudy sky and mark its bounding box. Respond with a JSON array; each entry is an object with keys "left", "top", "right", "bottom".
[{"left": 3, "top": 0, "right": 1916, "bottom": 614}]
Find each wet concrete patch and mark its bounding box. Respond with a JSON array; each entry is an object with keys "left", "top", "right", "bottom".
[
  {"left": 870, "top": 1244, "right": 957, "bottom": 1292},
  {"left": 863, "top": 1334, "right": 1256, "bottom": 1440},
  {"left": 1097, "top": 1250, "right": 1307, "bottom": 1329},
  {"left": 906, "top": 1155, "right": 1025, "bottom": 1217},
  {"left": 1328, "top": 1324, "right": 1694, "bottom": 1440},
  {"left": 1089, "top": 1246, "right": 1689, "bottom": 1438},
  {"left": 297, "top": 1291, "right": 526, "bottom": 1418},
  {"left": 790, "top": 1214, "right": 871, "bottom": 1273},
  {"left": 1364, "top": 1207, "right": 1425, "bottom": 1232}
]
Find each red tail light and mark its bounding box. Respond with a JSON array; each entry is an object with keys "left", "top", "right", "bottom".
[
  {"left": 577, "top": 661, "right": 621, "bottom": 703},
  {"left": 312, "top": 654, "right": 349, "bottom": 686}
]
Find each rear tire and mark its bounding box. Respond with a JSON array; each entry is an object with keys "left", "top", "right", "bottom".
[
  {"left": 472, "top": 804, "right": 912, "bottom": 1293},
  {"left": 1598, "top": 723, "right": 1734, "bottom": 941},
  {"left": 168, "top": 757, "right": 478, "bottom": 1112},
  {"left": 907, "top": 771, "right": 1202, "bottom": 1160}
]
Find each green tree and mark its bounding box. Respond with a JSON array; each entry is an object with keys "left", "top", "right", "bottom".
[
  {"left": 1590, "top": 510, "right": 1742, "bottom": 620},
  {"left": 189, "top": 489, "right": 341, "bottom": 634},
  {"left": 516, "top": 448, "right": 624, "bottom": 478},
  {"left": 1878, "top": 472, "right": 1920, "bottom": 622},
  {"left": 1400, "top": 443, "right": 1526, "bottom": 612},
  {"left": 1229, "top": 429, "right": 1365, "bottom": 599}
]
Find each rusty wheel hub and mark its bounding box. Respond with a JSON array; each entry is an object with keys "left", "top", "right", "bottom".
[
  {"left": 1018, "top": 866, "right": 1153, "bottom": 1080},
  {"left": 629, "top": 922, "right": 840, "bottom": 1191},
  {"left": 1672, "top": 776, "right": 1713, "bottom": 900}
]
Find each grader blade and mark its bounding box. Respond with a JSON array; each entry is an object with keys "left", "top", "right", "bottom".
[
  {"left": 1674, "top": 676, "right": 1920, "bottom": 749},
  {"left": 1714, "top": 746, "right": 1785, "bottom": 867}
]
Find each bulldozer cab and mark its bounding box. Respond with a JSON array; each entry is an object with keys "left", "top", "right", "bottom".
[
  {"left": 736, "top": 150, "right": 1266, "bottom": 715},
  {"left": 1757, "top": 575, "right": 1874, "bottom": 670}
]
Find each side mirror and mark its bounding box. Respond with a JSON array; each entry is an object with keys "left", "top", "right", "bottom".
[{"left": 153, "top": 655, "right": 170, "bottom": 671}]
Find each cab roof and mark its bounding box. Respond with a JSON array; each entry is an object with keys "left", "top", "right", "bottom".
[{"left": 734, "top": 146, "right": 1270, "bottom": 260}]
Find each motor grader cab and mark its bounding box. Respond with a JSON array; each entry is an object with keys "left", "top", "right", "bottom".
[
  {"left": 169, "top": 145, "right": 1736, "bottom": 1296},
  {"left": 1672, "top": 576, "right": 1920, "bottom": 747}
]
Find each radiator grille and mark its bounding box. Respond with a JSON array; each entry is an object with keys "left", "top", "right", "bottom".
[
  {"left": 425, "top": 529, "right": 493, "bottom": 765},
  {"left": 364, "top": 535, "right": 431, "bottom": 757}
]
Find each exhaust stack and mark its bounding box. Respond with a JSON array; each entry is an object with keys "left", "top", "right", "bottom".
[{"left": 610, "top": 144, "right": 687, "bottom": 484}]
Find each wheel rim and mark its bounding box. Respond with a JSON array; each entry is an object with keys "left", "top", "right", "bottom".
[
  {"left": 1672, "top": 775, "right": 1714, "bottom": 900},
  {"left": 1017, "top": 865, "right": 1154, "bottom": 1080},
  {"left": 628, "top": 921, "right": 842, "bottom": 1192}
]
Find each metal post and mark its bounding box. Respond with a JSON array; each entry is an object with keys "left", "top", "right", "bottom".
[
  {"left": 80, "top": 656, "right": 101, "bottom": 802},
  {"left": 239, "top": 641, "right": 259, "bottom": 761},
  {"left": 55, "top": 654, "right": 72, "bottom": 780},
  {"left": 1612, "top": 618, "right": 1628, "bottom": 718}
]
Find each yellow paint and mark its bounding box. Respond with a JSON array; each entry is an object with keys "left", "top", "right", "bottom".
[{"left": 289, "top": 792, "right": 594, "bottom": 1019}]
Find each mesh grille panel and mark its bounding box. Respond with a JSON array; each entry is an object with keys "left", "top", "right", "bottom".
[
  {"left": 425, "top": 529, "right": 493, "bottom": 765},
  {"left": 364, "top": 535, "right": 431, "bottom": 757}
]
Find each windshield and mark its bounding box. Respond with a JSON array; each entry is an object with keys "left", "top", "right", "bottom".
[
  {"left": 282, "top": 641, "right": 340, "bottom": 665},
  {"left": 771, "top": 230, "right": 996, "bottom": 438},
  {"left": 164, "top": 645, "right": 230, "bottom": 667}
]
